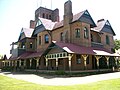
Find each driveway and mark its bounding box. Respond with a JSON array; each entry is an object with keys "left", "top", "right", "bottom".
[{"left": 0, "top": 72, "right": 120, "bottom": 86}]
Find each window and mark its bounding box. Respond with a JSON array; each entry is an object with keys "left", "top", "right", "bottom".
[
  {"left": 45, "top": 34, "right": 49, "bottom": 43},
  {"left": 75, "top": 28, "right": 80, "bottom": 38},
  {"left": 30, "top": 42, "right": 33, "bottom": 48},
  {"left": 39, "top": 36, "right": 41, "bottom": 45},
  {"left": 21, "top": 42, "right": 25, "bottom": 49},
  {"left": 91, "top": 34, "right": 93, "bottom": 42},
  {"left": 60, "top": 32, "right": 64, "bottom": 41},
  {"left": 84, "top": 27, "right": 89, "bottom": 39},
  {"left": 43, "top": 58, "right": 46, "bottom": 65},
  {"left": 49, "top": 15, "right": 51, "bottom": 19},
  {"left": 106, "top": 35, "right": 110, "bottom": 45},
  {"left": 76, "top": 55, "right": 81, "bottom": 64},
  {"left": 42, "top": 13, "right": 45, "bottom": 18},
  {"left": 46, "top": 14, "right": 48, "bottom": 19}
]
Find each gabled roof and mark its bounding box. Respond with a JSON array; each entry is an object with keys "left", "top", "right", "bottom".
[
  {"left": 32, "top": 18, "right": 56, "bottom": 36},
  {"left": 93, "top": 19, "right": 116, "bottom": 35},
  {"left": 72, "top": 10, "right": 84, "bottom": 22},
  {"left": 53, "top": 20, "right": 63, "bottom": 29},
  {"left": 18, "top": 28, "right": 34, "bottom": 41},
  {"left": 53, "top": 10, "right": 96, "bottom": 29},
  {"left": 72, "top": 10, "right": 96, "bottom": 28},
  {"left": 38, "top": 18, "right": 56, "bottom": 30}
]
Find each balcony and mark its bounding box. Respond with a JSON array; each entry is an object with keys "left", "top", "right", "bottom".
[
  {"left": 91, "top": 42, "right": 103, "bottom": 48},
  {"left": 10, "top": 47, "right": 26, "bottom": 57}
]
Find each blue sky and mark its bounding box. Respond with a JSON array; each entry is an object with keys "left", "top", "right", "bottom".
[{"left": 0, "top": 0, "right": 120, "bottom": 57}]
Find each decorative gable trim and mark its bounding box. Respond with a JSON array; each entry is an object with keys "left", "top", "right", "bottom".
[
  {"left": 79, "top": 10, "right": 96, "bottom": 28},
  {"left": 101, "top": 20, "right": 116, "bottom": 36}
]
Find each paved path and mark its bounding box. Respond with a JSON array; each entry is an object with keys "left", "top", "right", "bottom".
[{"left": 0, "top": 72, "right": 120, "bottom": 86}]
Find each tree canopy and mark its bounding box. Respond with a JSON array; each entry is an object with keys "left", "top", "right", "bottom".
[{"left": 114, "top": 39, "right": 120, "bottom": 50}]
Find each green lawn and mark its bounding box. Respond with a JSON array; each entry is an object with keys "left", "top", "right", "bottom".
[{"left": 0, "top": 75, "right": 120, "bottom": 90}]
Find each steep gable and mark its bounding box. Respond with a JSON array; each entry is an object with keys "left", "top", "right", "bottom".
[
  {"left": 18, "top": 28, "right": 34, "bottom": 41},
  {"left": 79, "top": 10, "right": 96, "bottom": 28},
  {"left": 93, "top": 19, "right": 115, "bottom": 35},
  {"left": 102, "top": 20, "right": 115, "bottom": 35},
  {"left": 32, "top": 18, "right": 56, "bottom": 36}
]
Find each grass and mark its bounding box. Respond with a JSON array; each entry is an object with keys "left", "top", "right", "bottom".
[{"left": 0, "top": 75, "right": 120, "bottom": 90}]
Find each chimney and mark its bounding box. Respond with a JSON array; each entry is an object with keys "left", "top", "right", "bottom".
[
  {"left": 64, "top": 0, "right": 73, "bottom": 25},
  {"left": 97, "top": 19, "right": 105, "bottom": 23},
  {"left": 53, "top": 8, "right": 60, "bottom": 22},
  {"left": 30, "top": 20, "right": 35, "bottom": 29}
]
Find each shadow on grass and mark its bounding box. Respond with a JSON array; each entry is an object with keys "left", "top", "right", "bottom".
[{"left": 1, "top": 69, "right": 118, "bottom": 79}]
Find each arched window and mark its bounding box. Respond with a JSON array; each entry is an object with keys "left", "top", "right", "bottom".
[
  {"left": 75, "top": 28, "right": 80, "bottom": 38},
  {"left": 44, "top": 34, "right": 49, "bottom": 43},
  {"left": 106, "top": 35, "right": 110, "bottom": 45},
  {"left": 84, "top": 27, "right": 89, "bottom": 39}
]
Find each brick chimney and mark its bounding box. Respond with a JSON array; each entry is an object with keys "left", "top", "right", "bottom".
[
  {"left": 97, "top": 19, "right": 105, "bottom": 23},
  {"left": 63, "top": 0, "right": 73, "bottom": 25},
  {"left": 30, "top": 20, "right": 35, "bottom": 29}
]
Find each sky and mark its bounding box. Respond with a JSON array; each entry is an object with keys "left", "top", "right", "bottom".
[{"left": 0, "top": 0, "right": 120, "bottom": 58}]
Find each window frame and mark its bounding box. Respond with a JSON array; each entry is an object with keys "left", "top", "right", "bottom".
[
  {"left": 84, "top": 27, "right": 89, "bottom": 39},
  {"left": 60, "top": 32, "right": 64, "bottom": 41},
  {"left": 30, "top": 42, "right": 33, "bottom": 49},
  {"left": 106, "top": 35, "right": 110, "bottom": 45},
  {"left": 44, "top": 34, "right": 49, "bottom": 43},
  {"left": 75, "top": 28, "right": 80, "bottom": 38},
  {"left": 76, "top": 54, "right": 81, "bottom": 64},
  {"left": 39, "top": 36, "right": 41, "bottom": 45},
  {"left": 42, "top": 13, "right": 45, "bottom": 18}
]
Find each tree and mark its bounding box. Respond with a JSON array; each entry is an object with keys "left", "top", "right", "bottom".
[
  {"left": 114, "top": 39, "right": 120, "bottom": 50},
  {"left": 0, "top": 55, "right": 3, "bottom": 60}
]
